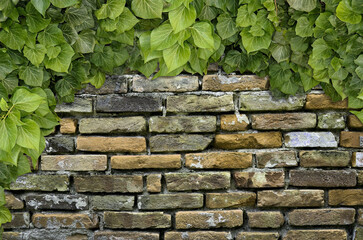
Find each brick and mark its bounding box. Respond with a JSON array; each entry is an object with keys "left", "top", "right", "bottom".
[
  {"left": 94, "top": 231, "right": 159, "bottom": 240},
  {"left": 150, "top": 135, "right": 213, "bottom": 152},
  {"left": 240, "top": 92, "right": 305, "bottom": 111},
  {"left": 299, "top": 151, "right": 350, "bottom": 167},
  {"left": 285, "top": 132, "right": 337, "bottom": 148},
  {"left": 305, "top": 94, "right": 348, "bottom": 109},
  {"left": 165, "top": 172, "right": 230, "bottom": 191},
  {"left": 104, "top": 212, "right": 171, "bottom": 229},
  {"left": 165, "top": 231, "right": 232, "bottom": 240},
  {"left": 356, "top": 227, "right": 363, "bottom": 240},
  {"left": 256, "top": 151, "right": 297, "bottom": 168},
  {"left": 5, "top": 192, "right": 24, "bottom": 209},
  {"left": 185, "top": 152, "right": 252, "bottom": 169},
  {"left": 2, "top": 232, "right": 22, "bottom": 240},
  {"left": 220, "top": 114, "right": 249, "bottom": 131},
  {"left": 236, "top": 232, "right": 279, "bottom": 240},
  {"left": 41, "top": 155, "right": 107, "bottom": 171},
  {"left": 248, "top": 211, "right": 284, "bottom": 228},
  {"left": 353, "top": 152, "right": 363, "bottom": 167},
  {"left": 290, "top": 170, "right": 356, "bottom": 187},
  {"left": 283, "top": 230, "right": 347, "bottom": 240},
  {"left": 79, "top": 117, "right": 146, "bottom": 134},
  {"left": 288, "top": 208, "right": 355, "bottom": 226},
  {"left": 252, "top": 113, "right": 316, "bottom": 130},
  {"left": 167, "top": 95, "right": 234, "bottom": 112},
  {"left": 55, "top": 97, "right": 93, "bottom": 113},
  {"left": 340, "top": 131, "right": 363, "bottom": 148},
  {"left": 79, "top": 75, "right": 128, "bottom": 94},
  {"left": 138, "top": 193, "right": 203, "bottom": 210},
  {"left": 3, "top": 213, "right": 30, "bottom": 229},
  {"left": 26, "top": 230, "right": 88, "bottom": 240},
  {"left": 74, "top": 175, "right": 143, "bottom": 193},
  {"left": 25, "top": 194, "right": 88, "bottom": 210},
  {"left": 234, "top": 171, "right": 285, "bottom": 188},
  {"left": 348, "top": 115, "right": 363, "bottom": 129},
  {"left": 111, "top": 155, "right": 181, "bottom": 169},
  {"left": 202, "top": 74, "right": 268, "bottom": 91},
  {"left": 77, "top": 136, "right": 146, "bottom": 153},
  {"left": 96, "top": 95, "right": 162, "bottom": 112},
  {"left": 317, "top": 112, "right": 345, "bottom": 129},
  {"left": 147, "top": 174, "right": 161, "bottom": 192},
  {"left": 359, "top": 209, "right": 363, "bottom": 225},
  {"left": 149, "top": 116, "right": 216, "bottom": 133},
  {"left": 90, "top": 195, "right": 134, "bottom": 210},
  {"left": 60, "top": 118, "right": 77, "bottom": 134},
  {"left": 32, "top": 213, "right": 98, "bottom": 229},
  {"left": 258, "top": 190, "right": 324, "bottom": 207},
  {"left": 214, "top": 132, "right": 282, "bottom": 149},
  {"left": 206, "top": 192, "right": 256, "bottom": 208},
  {"left": 359, "top": 171, "right": 363, "bottom": 185},
  {"left": 10, "top": 175, "right": 69, "bottom": 191},
  {"left": 45, "top": 136, "right": 74, "bottom": 153},
  {"left": 132, "top": 75, "right": 199, "bottom": 92},
  {"left": 175, "top": 210, "right": 243, "bottom": 229},
  {"left": 329, "top": 189, "right": 363, "bottom": 206}
]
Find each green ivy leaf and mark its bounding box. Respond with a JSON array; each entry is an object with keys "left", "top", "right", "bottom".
[
  {"left": 73, "top": 29, "right": 96, "bottom": 54},
  {"left": 0, "top": 186, "right": 5, "bottom": 206},
  {"left": 131, "top": 0, "right": 163, "bottom": 19},
  {"left": 270, "top": 44, "right": 291, "bottom": 63},
  {"left": 31, "top": 0, "right": 50, "bottom": 16},
  {"left": 65, "top": 6, "right": 88, "bottom": 27},
  {"left": 46, "top": 45, "right": 61, "bottom": 59},
  {"left": 38, "top": 24, "right": 66, "bottom": 47},
  {"left": 296, "top": 17, "right": 314, "bottom": 37},
  {"left": 336, "top": 0, "right": 362, "bottom": 24},
  {"left": 216, "top": 13, "right": 238, "bottom": 40},
  {"left": 163, "top": 43, "right": 191, "bottom": 73},
  {"left": 0, "top": 206, "right": 12, "bottom": 225},
  {"left": 50, "top": 0, "right": 79, "bottom": 8},
  {"left": 12, "top": 88, "right": 44, "bottom": 113},
  {"left": 241, "top": 28, "right": 271, "bottom": 53},
  {"left": 287, "top": 0, "right": 317, "bottom": 12},
  {"left": 0, "top": 98, "right": 8, "bottom": 112},
  {"left": 17, "top": 118, "right": 41, "bottom": 151},
  {"left": 44, "top": 43, "right": 75, "bottom": 73},
  {"left": 0, "top": 52, "right": 17, "bottom": 80},
  {"left": 236, "top": 5, "right": 257, "bottom": 27},
  {"left": 0, "top": 117, "right": 17, "bottom": 153},
  {"left": 19, "top": 65, "right": 44, "bottom": 87},
  {"left": 95, "top": 0, "right": 125, "bottom": 20},
  {"left": 23, "top": 44, "right": 46, "bottom": 67},
  {"left": 60, "top": 24, "right": 78, "bottom": 45},
  {"left": 0, "top": 23, "right": 27, "bottom": 51},
  {"left": 150, "top": 23, "right": 179, "bottom": 51},
  {"left": 26, "top": 2, "right": 51, "bottom": 33},
  {"left": 2, "top": 72, "right": 18, "bottom": 94},
  {"left": 169, "top": 4, "right": 196, "bottom": 33},
  {"left": 116, "top": 8, "right": 139, "bottom": 33},
  {"left": 90, "top": 45, "right": 115, "bottom": 73},
  {"left": 140, "top": 32, "right": 163, "bottom": 62},
  {"left": 190, "top": 22, "right": 214, "bottom": 49},
  {"left": 89, "top": 70, "right": 105, "bottom": 88}
]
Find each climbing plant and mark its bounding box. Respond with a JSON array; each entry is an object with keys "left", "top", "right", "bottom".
[{"left": 0, "top": 0, "right": 362, "bottom": 234}]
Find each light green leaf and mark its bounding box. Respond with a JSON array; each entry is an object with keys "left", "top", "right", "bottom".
[
  {"left": 12, "top": 88, "right": 44, "bottom": 112},
  {"left": 0, "top": 52, "right": 17, "bottom": 80},
  {"left": 50, "top": 0, "right": 79, "bottom": 8},
  {"left": 19, "top": 65, "right": 43, "bottom": 87},
  {"left": 355, "top": 55, "right": 363, "bottom": 66},
  {"left": 95, "top": 0, "right": 125, "bottom": 20},
  {"left": 236, "top": 5, "right": 257, "bottom": 27},
  {"left": 241, "top": 28, "right": 272, "bottom": 53},
  {"left": 32, "top": 112, "right": 58, "bottom": 129},
  {"left": 336, "top": 0, "right": 362, "bottom": 24},
  {"left": 0, "top": 206, "right": 12, "bottom": 225},
  {"left": 287, "top": 0, "right": 317, "bottom": 12},
  {"left": 73, "top": 30, "right": 96, "bottom": 54},
  {"left": 140, "top": 32, "right": 163, "bottom": 62},
  {"left": 31, "top": 0, "right": 50, "bottom": 16},
  {"left": 38, "top": 24, "right": 66, "bottom": 47},
  {"left": 116, "top": 8, "right": 139, "bottom": 33},
  {"left": 169, "top": 4, "right": 196, "bottom": 33},
  {"left": 356, "top": 66, "right": 363, "bottom": 79},
  {"left": 26, "top": 3, "right": 51, "bottom": 33},
  {"left": 2, "top": 72, "right": 18, "bottom": 94},
  {"left": 46, "top": 45, "right": 61, "bottom": 59},
  {"left": 135, "top": 59, "right": 158, "bottom": 77},
  {"left": 23, "top": 44, "right": 46, "bottom": 67},
  {"left": 131, "top": 0, "right": 163, "bottom": 19},
  {"left": 270, "top": 44, "right": 291, "bottom": 63},
  {"left": 296, "top": 17, "right": 314, "bottom": 37},
  {"left": 17, "top": 118, "right": 40, "bottom": 151},
  {"left": 89, "top": 70, "right": 105, "bottom": 88},
  {"left": 16, "top": 154, "right": 31, "bottom": 177},
  {"left": 311, "top": 39, "right": 332, "bottom": 59},
  {"left": 163, "top": 43, "right": 191, "bottom": 73},
  {"left": 0, "top": 98, "right": 8, "bottom": 111},
  {"left": 0, "top": 186, "right": 5, "bottom": 205},
  {"left": 216, "top": 13, "right": 238, "bottom": 40},
  {"left": 0, "top": 23, "right": 27, "bottom": 51},
  {"left": 150, "top": 23, "right": 179, "bottom": 51},
  {"left": 0, "top": 117, "right": 17, "bottom": 153},
  {"left": 44, "top": 43, "right": 75, "bottom": 73}
]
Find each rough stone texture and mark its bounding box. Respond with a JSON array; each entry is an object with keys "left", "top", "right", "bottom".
[
  {"left": 165, "top": 231, "right": 232, "bottom": 240},
  {"left": 340, "top": 131, "right": 363, "bottom": 148},
  {"left": 317, "top": 112, "right": 345, "bottom": 129},
  {"left": 150, "top": 135, "right": 213, "bottom": 152},
  {"left": 247, "top": 211, "right": 284, "bottom": 228},
  {"left": 283, "top": 230, "right": 347, "bottom": 240},
  {"left": 175, "top": 210, "right": 243, "bottom": 229},
  {"left": 256, "top": 151, "right": 298, "bottom": 168},
  {"left": 74, "top": 175, "right": 143, "bottom": 193},
  {"left": 79, "top": 117, "right": 146, "bottom": 133},
  {"left": 206, "top": 192, "right": 256, "bottom": 209},
  {"left": 133, "top": 75, "right": 199, "bottom": 92},
  {"left": 202, "top": 75, "right": 268, "bottom": 91},
  {"left": 359, "top": 171, "right": 363, "bottom": 186},
  {"left": 284, "top": 132, "right": 337, "bottom": 148},
  {"left": 348, "top": 115, "right": 363, "bottom": 129},
  {"left": 10, "top": 175, "right": 69, "bottom": 191},
  {"left": 147, "top": 174, "right": 161, "bottom": 192},
  {"left": 185, "top": 152, "right": 252, "bottom": 169},
  {"left": 289, "top": 170, "right": 356, "bottom": 187},
  {"left": 299, "top": 150, "right": 350, "bottom": 167},
  {"left": 167, "top": 95, "right": 234, "bottom": 112},
  {"left": 60, "top": 118, "right": 77, "bottom": 134},
  {"left": 329, "top": 189, "right": 363, "bottom": 206},
  {"left": 214, "top": 132, "right": 282, "bottom": 149},
  {"left": 3, "top": 213, "right": 30, "bottom": 229},
  {"left": 55, "top": 97, "right": 93, "bottom": 113},
  {"left": 252, "top": 113, "right": 316, "bottom": 130},
  {"left": 353, "top": 152, "right": 363, "bottom": 167},
  {"left": 25, "top": 194, "right": 88, "bottom": 210},
  {"left": 45, "top": 136, "right": 75, "bottom": 153},
  {"left": 103, "top": 212, "right": 171, "bottom": 229},
  {"left": 79, "top": 75, "right": 128, "bottom": 94},
  {"left": 138, "top": 194, "right": 203, "bottom": 210},
  {"left": 90, "top": 196, "right": 134, "bottom": 210},
  {"left": 41, "top": 155, "right": 107, "bottom": 171},
  {"left": 165, "top": 172, "right": 230, "bottom": 191},
  {"left": 288, "top": 208, "right": 355, "bottom": 226},
  {"left": 77, "top": 136, "right": 146, "bottom": 153},
  {"left": 236, "top": 232, "right": 279, "bottom": 240},
  {"left": 220, "top": 114, "right": 249, "bottom": 131},
  {"left": 25, "top": 230, "right": 90, "bottom": 240},
  {"left": 94, "top": 231, "right": 159, "bottom": 240},
  {"left": 234, "top": 171, "right": 285, "bottom": 188},
  {"left": 2, "top": 232, "right": 22, "bottom": 240},
  {"left": 111, "top": 155, "right": 181, "bottom": 169},
  {"left": 359, "top": 209, "right": 363, "bottom": 225},
  {"left": 96, "top": 95, "right": 162, "bottom": 112},
  {"left": 32, "top": 213, "right": 98, "bottom": 229},
  {"left": 5, "top": 192, "right": 24, "bottom": 209},
  {"left": 305, "top": 94, "right": 348, "bottom": 109},
  {"left": 240, "top": 92, "right": 305, "bottom": 111},
  {"left": 258, "top": 190, "right": 324, "bottom": 207},
  {"left": 149, "top": 116, "right": 216, "bottom": 133},
  {"left": 355, "top": 227, "right": 363, "bottom": 240}
]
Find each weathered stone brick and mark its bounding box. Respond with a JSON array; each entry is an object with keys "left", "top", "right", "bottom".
[
  {"left": 45, "top": 136, "right": 75, "bottom": 153},
  {"left": 133, "top": 75, "right": 199, "bottom": 92},
  {"left": 359, "top": 209, "right": 363, "bottom": 225},
  {"left": 305, "top": 94, "right": 348, "bottom": 109},
  {"left": 138, "top": 194, "right": 203, "bottom": 210},
  {"left": 247, "top": 211, "right": 284, "bottom": 228},
  {"left": 32, "top": 213, "right": 98, "bottom": 229},
  {"left": 79, "top": 75, "right": 128, "bottom": 94},
  {"left": 111, "top": 155, "right": 181, "bottom": 169},
  {"left": 240, "top": 92, "right": 305, "bottom": 111},
  {"left": 149, "top": 116, "right": 216, "bottom": 133},
  {"left": 60, "top": 118, "right": 77, "bottom": 134},
  {"left": 202, "top": 75, "right": 268, "bottom": 91},
  {"left": 283, "top": 230, "right": 347, "bottom": 240},
  {"left": 340, "top": 131, "right": 363, "bottom": 148},
  {"left": 299, "top": 151, "right": 350, "bottom": 167},
  {"left": 147, "top": 174, "right": 161, "bottom": 192},
  {"left": 175, "top": 210, "right": 243, "bottom": 229},
  {"left": 353, "top": 152, "right": 363, "bottom": 167},
  {"left": 90, "top": 195, "right": 134, "bottom": 210},
  {"left": 150, "top": 135, "right": 213, "bottom": 152},
  {"left": 94, "top": 231, "right": 159, "bottom": 240},
  {"left": 26, "top": 230, "right": 89, "bottom": 240},
  {"left": 41, "top": 155, "right": 107, "bottom": 171},
  {"left": 79, "top": 117, "right": 146, "bottom": 133},
  {"left": 5, "top": 192, "right": 24, "bottom": 209},
  {"left": 348, "top": 115, "right": 363, "bottom": 129},
  {"left": 77, "top": 136, "right": 146, "bottom": 153},
  {"left": 55, "top": 97, "right": 93, "bottom": 113},
  {"left": 220, "top": 114, "right": 249, "bottom": 131},
  {"left": 206, "top": 192, "right": 256, "bottom": 208},
  {"left": 258, "top": 190, "right": 324, "bottom": 207},
  {"left": 3, "top": 213, "right": 30, "bottom": 229},
  {"left": 252, "top": 113, "right": 316, "bottom": 130},
  {"left": 25, "top": 194, "right": 88, "bottom": 210},
  {"left": 104, "top": 212, "right": 171, "bottom": 229},
  {"left": 236, "top": 232, "right": 279, "bottom": 240},
  {"left": 284, "top": 132, "right": 337, "bottom": 148},
  {"left": 165, "top": 172, "right": 230, "bottom": 191},
  {"left": 329, "top": 189, "right": 363, "bottom": 206},
  {"left": 359, "top": 171, "right": 363, "bottom": 186},
  {"left": 185, "top": 152, "right": 252, "bottom": 169},
  {"left": 167, "top": 95, "right": 234, "bottom": 112},
  {"left": 355, "top": 227, "right": 363, "bottom": 240},
  {"left": 288, "top": 208, "right": 355, "bottom": 226},
  {"left": 2, "top": 232, "right": 22, "bottom": 240},
  {"left": 256, "top": 151, "right": 297, "bottom": 168},
  {"left": 214, "top": 132, "right": 282, "bottom": 149},
  {"left": 234, "top": 171, "right": 285, "bottom": 188},
  {"left": 165, "top": 231, "right": 232, "bottom": 240},
  {"left": 317, "top": 113, "right": 345, "bottom": 129},
  {"left": 96, "top": 95, "right": 162, "bottom": 112},
  {"left": 74, "top": 175, "right": 143, "bottom": 193},
  {"left": 10, "top": 175, "right": 69, "bottom": 191},
  {"left": 290, "top": 170, "right": 356, "bottom": 187}
]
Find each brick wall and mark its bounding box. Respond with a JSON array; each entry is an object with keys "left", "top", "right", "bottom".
[{"left": 3, "top": 73, "right": 363, "bottom": 240}]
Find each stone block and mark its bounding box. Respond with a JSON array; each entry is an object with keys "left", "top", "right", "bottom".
[
  {"left": 284, "top": 132, "right": 337, "bottom": 148},
  {"left": 147, "top": 174, "right": 161, "bottom": 193},
  {"left": 111, "top": 155, "right": 181, "bottom": 169},
  {"left": 132, "top": 75, "right": 199, "bottom": 92},
  {"left": 288, "top": 208, "right": 355, "bottom": 226},
  {"left": 185, "top": 152, "right": 252, "bottom": 169},
  {"left": 165, "top": 231, "right": 232, "bottom": 240},
  {"left": 220, "top": 114, "right": 249, "bottom": 131},
  {"left": 247, "top": 211, "right": 284, "bottom": 228},
  {"left": 94, "top": 231, "right": 159, "bottom": 240},
  {"left": 149, "top": 116, "right": 216, "bottom": 133},
  {"left": 305, "top": 94, "right": 348, "bottom": 109},
  {"left": 289, "top": 170, "right": 356, "bottom": 187},
  {"left": 5, "top": 192, "right": 24, "bottom": 209},
  {"left": 252, "top": 113, "right": 316, "bottom": 130},
  {"left": 45, "top": 136, "right": 75, "bottom": 153},
  {"left": 55, "top": 97, "right": 93, "bottom": 113},
  {"left": 3, "top": 213, "right": 30, "bottom": 229},
  {"left": 340, "top": 131, "right": 363, "bottom": 148},
  {"left": 150, "top": 135, "right": 213, "bottom": 152},
  {"left": 329, "top": 189, "right": 363, "bottom": 206},
  {"left": 25, "top": 194, "right": 88, "bottom": 210},
  {"left": 79, "top": 117, "right": 146, "bottom": 133},
  {"left": 283, "top": 230, "right": 347, "bottom": 240},
  {"left": 32, "top": 213, "right": 98, "bottom": 229},
  {"left": 96, "top": 95, "right": 162, "bottom": 112},
  {"left": 41, "top": 155, "right": 107, "bottom": 171},
  {"left": 103, "top": 212, "right": 171, "bottom": 229},
  {"left": 257, "top": 190, "right": 324, "bottom": 207},
  {"left": 60, "top": 118, "right": 77, "bottom": 134},
  {"left": 236, "top": 232, "right": 279, "bottom": 240},
  {"left": 214, "top": 132, "right": 282, "bottom": 149},
  {"left": 10, "top": 175, "right": 69, "bottom": 192},
  {"left": 77, "top": 136, "right": 146, "bottom": 153},
  {"left": 90, "top": 196, "right": 134, "bottom": 210},
  {"left": 234, "top": 171, "right": 285, "bottom": 188},
  {"left": 348, "top": 115, "right": 363, "bottom": 129},
  {"left": 138, "top": 194, "right": 203, "bottom": 210},
  {"left": 256, "top": 151, "right": 297, "bottom": 168},
  {"left": 202, "top": 75, "right": 268, "bottom": 91},
  {"left": 317, "top": 112, "right": 345, "bottom": 129},
  {"left": 299, "top": 151, "right": 350, "bottom": 167},
  {"left": 353, "top": 152, "right": 363, "bottom": 167},
  {"left": 206, "top": 192, "right": 256, "bottom": 209},
  {"left": 167, "top": 95, "right": 234, "bottom": 112}
]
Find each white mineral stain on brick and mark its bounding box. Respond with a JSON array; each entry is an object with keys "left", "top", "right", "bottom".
[
  {"left": 190, "top": 156, "right": 204, "bottom": 168},
  {"left": 356, "top": 152, "right": 363, "bottom": 167},
  {"left": 236, "top": 113, "right": 249, "bottom": 124}
]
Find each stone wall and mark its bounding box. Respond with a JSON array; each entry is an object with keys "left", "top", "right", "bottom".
[{"left": 3, "top": 73, "right": 363, "bottom": 240}]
